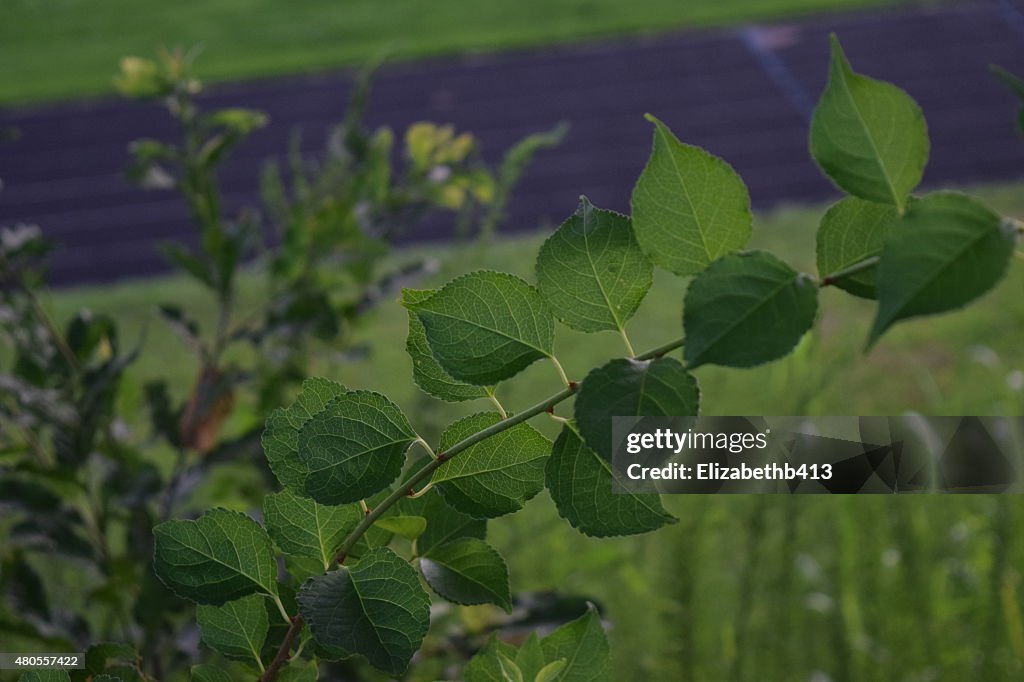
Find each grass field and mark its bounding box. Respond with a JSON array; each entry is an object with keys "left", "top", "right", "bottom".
[
  {"left": 0, "top": 0, "right": 905, "bottom": 105},
  {"left": 21, "top": 183, "right": 1024, "bottom": 680}
]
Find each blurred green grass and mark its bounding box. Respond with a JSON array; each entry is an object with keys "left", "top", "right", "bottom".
[
  {"left": 29, "top": 183, "right": 1024, "bottom": 679},
  {"left": 0, "top": 0, "right": 904, "bottom": 105}
]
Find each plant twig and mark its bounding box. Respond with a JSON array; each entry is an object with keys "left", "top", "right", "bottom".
[
  {"left": 259, "top": 615, "right": 304, "bottom": 682},
  {"left": 819, "top": 256, "right": 879, "bottom": 288}
]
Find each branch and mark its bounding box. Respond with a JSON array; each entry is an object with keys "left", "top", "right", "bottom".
[
  {"left": 260, "top": 615, "right": 304, "bottom": 682},
  {"left": 819, "top": 256, "right": 879, "bottom": 288}
]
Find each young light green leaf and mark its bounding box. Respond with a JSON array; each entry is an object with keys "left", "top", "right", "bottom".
[
  {"left": 277, "top": 660, "right": 319, "bottom": 682},
  {"left": 300, "top": 390, "right": 417, "bottom": 505},
  {"left": 263, "top": 377, "right": 347, "bottom": 491},
  {"left": 405, "top": 289, "right": 489, "bottom": 402},
  {"left": 432, "top": 412, "right": 550, "bottom": 518},
  {"left": 514, "top": 633, "right": 545, "bottom": 681},
  {"left": 546, "top": 426, "right": 675, "bottom": 537},
  {"left": 297, "top": 547, "right": 430, "bottom": 676},
  {"left": 631, "top": 115, "right": 752, "bottom": 276},
  {"left": 465, "top": 635, "right": 518, "bottom": 682},
  {"left": 498, "top": 653, "right": 525, "bottom": 682},
  {"left": 190, "top": 664, "right": 234, "bottom": 682},
  {"left": 375, "top": 515, "right": 427, "bottom": 540},
  {"left": 869, "top": 192, "right": 1016, "bottom": 346},
  {"left": 816, "top": 196, "right": 900, "bottom": 299},
  {"left": 402, "top": 272, "right": 555, "bottom": 385},
  {"left": 196, "top": 594, "right": 269, "bottom": 665},
  {"left": 683, "top": 250, "right": 818, "bottom": 369},
  {"left": 153, "top": 508, "right": 278, "bottom": 604},
  {"left": 399, "top": 487, "right": 486, "bottom": 556},
  {"left": 541, "top": 606, "right": 610, "bottom": 682},
  {"left": 536, "top": 197, "right": 652, "bottom": 333},
  {"left": 575, "top": 357, "right": 699, "bottom": 460},
  {"left": 263, "top": 490, "right": 361, "bottom": 570},
  {"left": 420, "top": 537, "right": 512, "bottom": 611},
  {"left": 535, "top": 660, "right": 569, "bottom": 682},
  {"left": 809, "top": 35, "right": 929, "bottom": 211}
]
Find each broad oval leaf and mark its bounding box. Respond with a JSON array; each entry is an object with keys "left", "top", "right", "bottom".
[
  {"left": 153, "top": 508, "right": 278, "bottom": 604},
  {"left": 810, "top": 35, "right": 929, "bottom": 211},
  {"left": 683, "top": 250, "right": 818, "bottom": 369},
  {"left": 631, "top": 114, "right": 752, "bottom": 276},
  {"left": 300, "top": 390, "right": 417, "bottom": 505},
  {"left": 575, "top": 357, "right": 699, "bottom": 460},
  {"left": 536, "top": 196, "right": 652, "bottom": 332},
  {"left": 297, "top": 546, "right": 430, "bottom": 676},
  {"left": 196, "top": 594, "right": 268, "bottom": 665},
  {"left": 263, "top": 377, "right": 347, "bottom": 491},
  {"left": 540, "top": 605, "right": 610, "bottom": 682},
  {"left": 405, "top": 288, "right": 489, "bottom": 402},
  {"left": 546, "top": 426, "right": 676, "bottom": 537},
  {"left": 420, "top": 537, "right": 512, "bottom": 611},
  {"left": 403, "top": 272, "right": 555, "bottom": 385},
  {"left": 816, "top": 196, "right": 900, "bottom": 299},
  {"left": 263, "top": 490, "right": 361, "bottom": 570},
  {"left": 432, "top": 412, "right": 550, "bottom": 518},
  {"left": 869, "top": 192, "right": 1015, "bottom": 346}
]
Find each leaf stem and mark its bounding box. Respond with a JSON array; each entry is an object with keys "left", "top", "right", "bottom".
[
  {"left": 413, "top": 436, "right": 438, "bottom": 460},
  {"left": 819, "top": 256, "right": 879, "bottom": 288},
  {"left": 408, "top": 482, "right": 434, "bottom": 499},
  {"left": 550, "top": 354, "right": 571, "bottom": 387},
  {"left": 271, "top": 594, "right": 292, "bottom": 625},
  {"left": 485, "top": 386, "right": 508, "bottom": 418},
  {"left": 618, "top": 326, "right": 636, "bottom": 357}
]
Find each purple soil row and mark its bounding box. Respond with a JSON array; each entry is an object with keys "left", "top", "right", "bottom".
[{"left": 1, "top": 0, "right": 1022, "bottom": 285}]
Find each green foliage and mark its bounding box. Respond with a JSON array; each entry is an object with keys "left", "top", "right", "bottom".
[
  {"left": 299, "top": 390, "right": 417, "bottom": 504},
  {"left": 153, "top": 508, "right": 279, "bottom": 603},
  {"left": 546, "top": 426, "right": 676, "bottom": 537},
  {"left": 189, "top": 665, "right": 235, "bottom": 682},
  {"left": 432, "top": 412, "right": 550, "bottom": 518},
  {"left": 420, "top": 537, "right": 512, "bottom": 610},
  {"left": 816, "top": 196, "right": 898, "bottom": 299},
  {"left": 403, "top": 272, "right": 555, "bottom": 385},
  {"left": 196, "top": 594, "right": 269, "bottom": 665},
  {"left": 869, "top": 192, "right": 1016, "bottom": 346},
  {"left": 263, "top": 490, "right": 361, "bottom": 569},
  {"left": 631, "top": 114, "right": 752, "bottom": 276},
  {"left": 536, "top": 197, "right": 652, "bottom": 333},
  {"left": 810, "top": 35, "right": 928, "bottom": 211},
  {"left": 575, "top": 358, "right": 699, "bottom": 460},
  {"left": 297, "top": 547, "right": 431, "bottom": 675},
  {"left": 683, "top": 250, "right": 819, "bottom": 368},
  {"left": 405, "top": 294, "right": 489, "bottom": 402}
]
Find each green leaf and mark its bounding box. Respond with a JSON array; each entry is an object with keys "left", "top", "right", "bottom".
[
  {"left": 683, "top": 250, "right": 818, "bottom": 369},
  {"left": 432, "top": 412, "right": 550, "bottom": 518},
  {"left": 399, "top": 487, "right": 486, "bottom": 556},
  {"left": 498, "top": 654, "right": 525, "bottom": 682},
  {"left": 535, "top": 197, "right": 652, "bottom": 333},
  {"left": 809, "top": 35, "right": 929, "bottom": 211},
  {"left": 263, "top": 490, "right": 360, "bottom": 570},
  {"left": 375, "top": 515, "right": 427, "bottom": 540},
  {"left": 263, "top": 377, "right": 347, "bottom": 491},
  {"left": 575, "top": 357, "right": 699, "bottom": 460},
  {"left": 631, "top": 115, "right": 752, "bottom": 276},
  {"left": 514, "top": 633, "right": 546, "bottom": 680},
  {"left": 535, "top": 660, "right": 569, "bottom": 682},
  {"left": 402, "top": 272, "right": 555, "bottom": 385},
  {"left": 816, "top": 196, "right": 900, "bottom": 299},
  {"left": 869, "top": 192, "right": 1016, "bottom": 346},
  {"left": 420, "top": 537, "right": 512, "bottom": 611},
  {"left": 406, "top": 289, "right": 489, "bottom": 402},
  {"left": 300, "top": 390, "right": 417, "bottom": 505},
  {"left": 190, "top": 664, "right": 234, "bottom": 682},
  {"left": 278, "top": 660, "right": 319, "bottom": 682},
  {"left": 541, "top": 606, "right": 610, "bottom": 682},
  {"left": 196, "top": 594, "right": 269, "bottom": 665},
  {"left": 465, "top": 635, "right": 518, "bottom": 682},
  {"left": 546, "top": 426, "right": 675, "bottom": 537},
  {"left": 154, "top": 508, "right": 279, "bottom": 604},
  {"left": 297, "top": 547, "right": 431, "bottom": 676}
]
